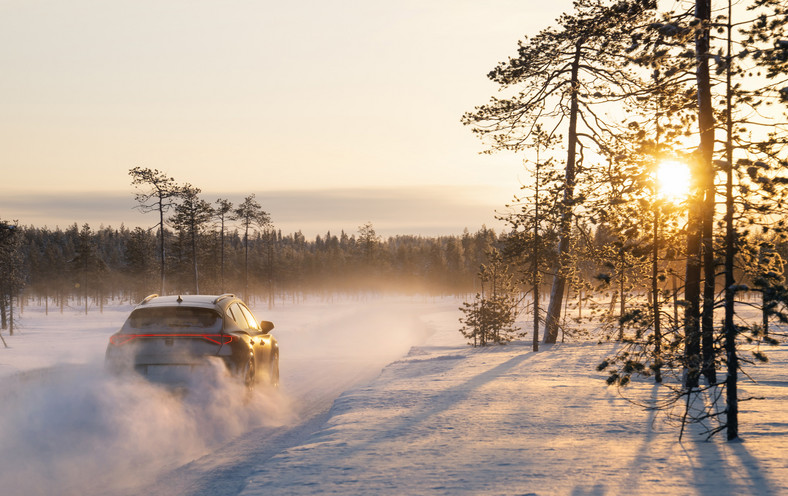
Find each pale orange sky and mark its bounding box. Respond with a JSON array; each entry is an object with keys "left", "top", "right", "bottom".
[{"left": 0, "top": 0, "right": 574, "bottom": 236}]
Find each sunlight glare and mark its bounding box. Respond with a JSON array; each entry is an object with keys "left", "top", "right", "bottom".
[{"left": 656, "top": 161, "right": 691, "bottom": 201}]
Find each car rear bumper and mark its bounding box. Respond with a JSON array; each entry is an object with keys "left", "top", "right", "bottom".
[{"left": 106, "top": 353, "right": 235, "bottom": 386}]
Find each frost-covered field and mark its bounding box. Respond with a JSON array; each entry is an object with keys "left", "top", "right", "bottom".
[{"left": 0, "top": 297, "right": 786, "bottom": 495}]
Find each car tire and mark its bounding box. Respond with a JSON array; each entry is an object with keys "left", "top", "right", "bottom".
[
  {"left": 270, "top": 352, "right": 279, "bottom": 388},
  {"left": 243, "top": 357, "right": 255, "bottom": 393}
]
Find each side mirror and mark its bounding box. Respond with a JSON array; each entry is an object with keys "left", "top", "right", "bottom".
[{"left": 259, "top": 320, "right": 275, "bottom": 333}]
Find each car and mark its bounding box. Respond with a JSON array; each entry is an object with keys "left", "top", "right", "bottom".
[{"left": 105, "top": 293, "right": 279, "bottom": 391}]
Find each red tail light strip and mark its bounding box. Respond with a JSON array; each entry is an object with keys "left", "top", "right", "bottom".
[{"left": 109, "top": 334, "right": 234, "bottom": 346}]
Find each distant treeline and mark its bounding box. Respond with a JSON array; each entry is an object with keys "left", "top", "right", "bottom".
[
  {"left": 3, "top": 215, "right": 788, "bottom": 326},
  {"left": 15, "top": 222, "right": 501, "bottom": 305}
]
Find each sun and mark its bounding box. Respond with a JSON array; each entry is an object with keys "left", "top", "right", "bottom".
[{"left": 656, "top": 161, "right": 691, "bottom": 201}]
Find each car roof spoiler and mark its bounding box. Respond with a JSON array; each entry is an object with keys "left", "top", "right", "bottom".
[
  {"left": 140, "top": 294, "right": 159, "bottom": 305},
  {"left": 213, "top": 293, "right": 236, "bottom": 304},
  {"left": 137, "top": 293, "right": 236, "bottom": 305}
]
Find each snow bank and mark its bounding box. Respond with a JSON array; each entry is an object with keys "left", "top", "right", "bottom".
[{"left": 241, "top": 332, "right": 788, "bottom": 495}]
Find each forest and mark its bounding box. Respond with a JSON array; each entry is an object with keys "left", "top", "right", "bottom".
[{"left": 0, "top": 219, "right": 500, "bottom": 310}]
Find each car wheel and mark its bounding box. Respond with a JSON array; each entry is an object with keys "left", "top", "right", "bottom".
[
  {"left": 270, "top": 351, "right": 279, "bottom": 388},
  {"left": 243, "top": 357, "right": 255, "bottom": 393}
]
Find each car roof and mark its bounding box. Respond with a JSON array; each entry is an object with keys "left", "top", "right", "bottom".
[{"left": 134, "top": 294, "right": 237, "bottom": 311}]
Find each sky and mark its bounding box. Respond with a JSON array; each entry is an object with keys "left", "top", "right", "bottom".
[{"left": 0, "top": 0, "right": 575, "bottom": 237}]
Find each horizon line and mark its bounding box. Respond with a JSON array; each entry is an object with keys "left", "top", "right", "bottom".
[{"left": 0, "top": 185, "right": 511, "bottom": 238}]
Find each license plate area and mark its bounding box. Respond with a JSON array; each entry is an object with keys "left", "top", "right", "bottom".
[{"left": 137, "top": 364, "right": 202, "bottom": 384}]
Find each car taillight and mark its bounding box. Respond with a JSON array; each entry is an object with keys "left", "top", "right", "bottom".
[
  {"left": 109, "top": 334, "right": 136, "bottom": 346},
  {"left": 108, "top": 334, "right": 233, "bottom": 345},
  {"left": 202, "top": 335, "right": 234, "bottom": 345}
]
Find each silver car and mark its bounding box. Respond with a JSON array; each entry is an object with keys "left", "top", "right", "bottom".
[{"left": 106, "top": 294, "right": 279, "bottom": 391}]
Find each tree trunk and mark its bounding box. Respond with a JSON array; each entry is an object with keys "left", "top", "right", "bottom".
[
  {"left": 191, "top": 226, "right": 199, "bottom": 294},
  {"left": 0, "top": 291, "right": 6, "bottom": 331},
  {"left": 0, "top": 291, "right": 7, "bottom": 346},
  {"left": 698, "top": 0, "right": 717, "bottom": 385},
  {"left": 268, "top": 231, "right": 275, "bottom": 309},
  {"left": 8, "top": 292, "right": 13, "bottom": 336},
  {"left": 84, "top": 256, "right": 89, "bottom": 315},
  {"left": 619, "top": 248, "right": 626, "bottom": 341},
  {"left": 762, "top": 291, "right": 769, "bottom": 334},
  {"left": 685, "top": 0, "right": 713, "bottom": 389},
  {"left": 672, "top": 273, "right": 679, "bottom": 327},
  {"left": 544, "top": 40, "right": 582, "bottom": 344},
  {"left": 533, "top": 151, "right": 541, "bottom": 352},
  {"left": 220, "top": 219, "right": 226, "bottom": 293},
  {"left": 159, "top": 203, "right": 166, "bottom": 295},
  {"left": 723, "top": 0, "right": 738, "bottom": 439},
  {"left": 533, "top": 284, "right": 540, "bottom": 352},
  {"left": 685, "top": 202, "right": 702, "bottom": 390},
  {"left": 653, "top": 205, "right": 662, "bottom": 383},
  {"left": 244, "top": 226, "right": 250, "bottom": 302}
]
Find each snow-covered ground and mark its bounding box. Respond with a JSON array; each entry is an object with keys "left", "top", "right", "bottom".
[{"left": 0, "top": 296, "right": 786, "bottom": 495}]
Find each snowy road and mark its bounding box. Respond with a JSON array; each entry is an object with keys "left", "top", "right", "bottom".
[{"left": 0, "top": 297, "right": 443, "bottom": 496}]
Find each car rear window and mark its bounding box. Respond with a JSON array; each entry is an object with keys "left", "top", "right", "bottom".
[{"left": 124, "top": 307, "right": 223, "bottom": 332}]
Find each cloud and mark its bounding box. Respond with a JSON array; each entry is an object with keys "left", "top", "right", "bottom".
[
  {"left": 0, "top": 186, "right": 508, "bottom": 237},
  {"left": 0, "top": 192, "right": 138, "bottom": 229}
]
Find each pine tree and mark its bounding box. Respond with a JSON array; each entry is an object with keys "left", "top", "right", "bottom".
[
  {"left": 232, "top": 194, "right": 272, "bottom": 301},
  {"left": 459, "top": 251, "right": 520, "bottom": 347},
  {"left": 215, "top": 198, "right": 234, "bottom": 293},
  {"left": 129, "top": 167, "right": 179, "bottom": 295},
  {"left": 713, "top": 0, "right": 788, "bottom": 440},
  {"left": 501, "top": 126, "right": 562, "bottom": 351},
  {"left": 170, "top": 184, "right": 214, "bottom": 294},
  {"left": 125, "top": 227, "right": 156, "bottom": 301},
  {"left": 464, "top": 0, "right": 659, "bottom": 344},
  {"left": 0, "top": 220, "right": 22, "bottom": 340},
  {"left": 70, "top": 224, "right": 108, "bottom": 314}
]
